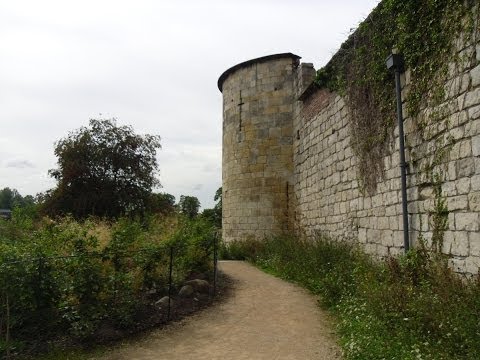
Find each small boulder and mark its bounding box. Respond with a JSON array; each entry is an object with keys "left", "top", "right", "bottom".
[
  {"left": 146, "top": 289, "right": 157, "bottom": 296},
  {"left": 185, "top": 279, "right": 211, "bottom": 294},
  {"left": 178, "top": 284, "right": 194, "bottom": 298},
  {"left": 155, "top": 296, "right": 173, "bottom": 308}
]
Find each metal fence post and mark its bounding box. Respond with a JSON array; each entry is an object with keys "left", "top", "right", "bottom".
[
  {"left": 167, "top": 246, "right": 173, "bottom": 321},
  {"left": 213, "top": 231, "right": 218, "bottom": 297},
  {"left": 5, "top": 292, "right": 10, "bottom": 360},
  {"left": 35, "top": 256, "right": 44, "bottom": 311}
]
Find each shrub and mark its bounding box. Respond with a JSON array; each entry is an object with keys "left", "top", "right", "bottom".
[{"left": 0, "top": 213, "right": 217, "bottom": 357}]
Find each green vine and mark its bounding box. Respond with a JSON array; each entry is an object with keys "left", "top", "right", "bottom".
[
  {"left": 315, "top": 0, "right": 477, "bottom": 193},
  {"left": 430, "top": 172, "right": 448, "bottom": 253}
]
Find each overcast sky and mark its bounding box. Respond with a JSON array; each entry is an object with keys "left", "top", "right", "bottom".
[{"left": 0, "top": 0, "right": 378, "bottom": 209}]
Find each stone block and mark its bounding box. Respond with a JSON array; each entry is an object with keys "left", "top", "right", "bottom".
[
  {"left": 364, "top": 243, "right": 377, "bottom": 255},
  {"left": 465, "top": 88, "right": 480, "bottom": 108},
  {"left": 443, "top": 231, "right": 469, "bottom": 257},
  {"left": 358, "top": 228, "right": 367, "bottom": 243},
  {"left": 367, "top": 229, "right": 383, "bottom": 244},
  {"left": 377, "top": 245, "right": 389, "bottom": 257},
  {"left": 448, "top": 213, "right": 456, "bottom": 230},
  {"left": 472, "top": 174, "right": 480, "bottom": 191},
  {"left": 442, "top": 181, "right": 457, "bottom": 196},
  {"left": 465, "top": 257, "right": 480, "bottom": 274},
  {"left": 468, "top": 191, "right": 480, "bottom": 211},
  {"left": 455, "top": 212, "right": 480, "bottom": 231},
  {"left": 450, "top": 126, "right": 465, "bottom": 141},
  {"left": 471, "top": 64, "right": 480, "bottom": 87},
  {"left": 383, "top": 230, "right": 394, "bottom": 247},
  {"left": 471, "top": 119, "right": 480, "bottom": 137},
  {"left": 392, "top": 231, "right": 404, "bottom": 247},
  {"left": 456, "top": 157, "right": 475, "bottom": 177},
  {"left": 469, "top": 232, "right": 480, "bottom": 256},
  {"left": 468, "top": 105, "right": 480, "bottom": 121},
  {"left": 449, "top": 258, "right": 466, "bottom": 273},
  {"left": 389, "top": 246, "right": 404, "bottom": 257},
  {"left": 448, "top": 161, "right": 457, "bottom": 180},
  {"left": 377, "top": 217, "right": 390, "bottom": 230},
  {"left": 459, "top": 139, "right": 472, "bottom": 158},
  {"left": 456, "top": 177, "right": 471, "bottom": 194},
  {"left": 419, "top": 187, "right": 434, "bottom": 199},
  {"left": 447, "top": 195, "right": 468, "bottom": 211},
  {"left": 473, "top": 135, "right": 480, "bottom": 157}
]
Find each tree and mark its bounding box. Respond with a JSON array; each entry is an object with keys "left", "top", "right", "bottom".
[
  {"left": 0, "top": 188, "right": 19, "bottom": 209},
  {"left": 44, "top": 119, "right": 161, "bottom": 218},
  {"left": 201, "top": 187, "right": 222, "bottom": 228},
  {"left": 146, "top": 192, "right": 175, "bottom": 215},
  {"left": 0, "top": 188, "right": 34, "bottom": 209},
  {"left": 178, "top": 195, "right": 200, "bottom": 219}
]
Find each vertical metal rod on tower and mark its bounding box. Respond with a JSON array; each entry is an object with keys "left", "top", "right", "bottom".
[{"left": 386, "top": 53, "right": 410, "bottom": 253}]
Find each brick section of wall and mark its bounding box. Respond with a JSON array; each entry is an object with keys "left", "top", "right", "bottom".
[{"left": 221, "top": 56, "right": 297, "bottom": 243}]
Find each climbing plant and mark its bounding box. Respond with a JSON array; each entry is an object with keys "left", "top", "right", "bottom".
[{"left": 315, "top": 0, "right": 478, "bottom": 193}]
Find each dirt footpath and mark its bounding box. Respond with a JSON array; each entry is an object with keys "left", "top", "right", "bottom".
[{"left": 97, "top": 261, "right": 341, "bottom": 360}]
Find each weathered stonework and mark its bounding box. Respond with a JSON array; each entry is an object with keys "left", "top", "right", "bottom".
[
  {"left": 219, "top": 26, "right": 480, "bottom": 274},
  {"left": 218, "top": 54, "right": 299, "bottom": 243}
]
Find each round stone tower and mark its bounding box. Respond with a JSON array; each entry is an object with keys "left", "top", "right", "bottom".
[{"left": 218, "top": 53, "right": 300, "bottom": 242}]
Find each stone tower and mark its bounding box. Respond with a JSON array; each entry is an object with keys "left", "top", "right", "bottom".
[{"left": 218, "top": 53, "right": 300, "bottom": 242}]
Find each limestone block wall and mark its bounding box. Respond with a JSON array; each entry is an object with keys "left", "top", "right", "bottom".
[
  {"left": 292, "top": 33, "right": 480, "bottom": 273},
  {"left": 219, "top": 54, "right": 299, "bottom": 243}
]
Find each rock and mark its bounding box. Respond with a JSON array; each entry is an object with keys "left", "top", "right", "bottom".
[
  {"left": 155, "top": 296, "right": 173, "bottom": 308},
  {"left": 178, "top": 284, "right": 194, "bottom": 298},
  {"left": 146, "top": 289, "right": 157, "bottom": 296},
  {"left": 185, "top": 279, "right": 211, "bottom": 294}
]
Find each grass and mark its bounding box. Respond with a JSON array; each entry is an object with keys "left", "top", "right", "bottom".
[{"left": 222, "top": 235, "right": 480, "bottom": 360}]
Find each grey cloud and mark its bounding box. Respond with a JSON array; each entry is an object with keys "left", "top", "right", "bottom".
[{"left": 5, "top": 160, "right": 35, "bottom": 169}]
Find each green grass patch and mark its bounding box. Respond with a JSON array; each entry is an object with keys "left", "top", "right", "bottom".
[{"left": 222, "top": 236, "right": 480, "bottom": 359}]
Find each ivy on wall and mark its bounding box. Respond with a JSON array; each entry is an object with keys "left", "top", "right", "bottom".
[{"left": 315, "top": 0, "right": 477, "bottom": 193}]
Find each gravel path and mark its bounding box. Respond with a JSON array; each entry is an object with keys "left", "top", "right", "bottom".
[{"left": 97, "top": 261, "right": 341, "bottom": 360}]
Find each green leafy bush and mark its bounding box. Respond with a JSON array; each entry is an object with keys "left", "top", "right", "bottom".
[{"left": 0, "top": 213, "right": 217, "bottom": 357}]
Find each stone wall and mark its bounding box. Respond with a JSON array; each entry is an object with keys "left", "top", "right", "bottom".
[{"left": 292, "top": 32, "right": 480, "bottom": 274}]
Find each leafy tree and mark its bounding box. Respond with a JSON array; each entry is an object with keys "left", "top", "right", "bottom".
[
  {"left": 0, "top": 187, "right": 19, "bottom": 209},
  {"left": 146, "top": 192, "right": 175, "bottom": 215},
  {"left": 178, "top": 195, "right": 200, "bottom": 219},
  {"left": 0, "top": 188, "right": 35, "bottom": 209},
  {"left": 201, "top": 187, "right": 222, "bottom": 228},
  {"left": 44, "top": 119, "right": 161, "bottom": 218},
  {"left": 214, "top": 187, "right": 222, "bottom": 215}
]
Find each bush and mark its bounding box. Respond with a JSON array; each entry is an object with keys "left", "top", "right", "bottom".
[{"left": 0, "top": 213, "right": 217, "bottom": 357}]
